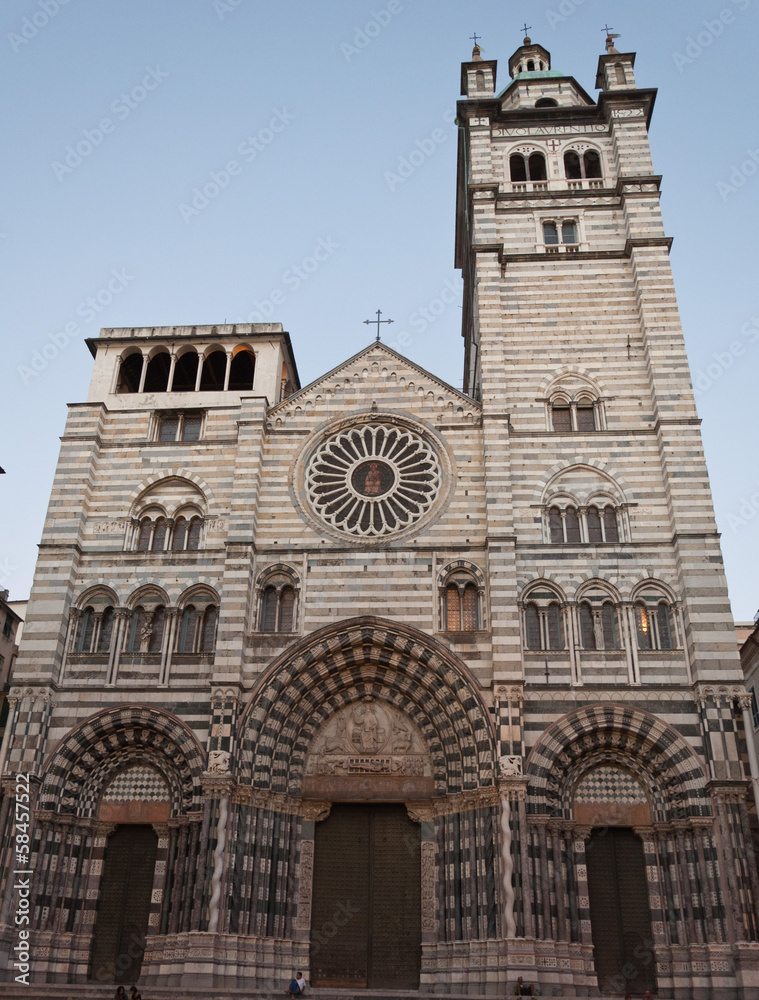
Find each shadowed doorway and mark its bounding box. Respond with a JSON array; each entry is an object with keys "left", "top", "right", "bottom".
[
  {"left": 89, "top": 824, "right": 158, "bottom": 984},
  {"left": 310, "top": 803, "right": 421, "bottom": 988},
  {"left": 586, "top": 827, "right": 657, "bottom": 996}
]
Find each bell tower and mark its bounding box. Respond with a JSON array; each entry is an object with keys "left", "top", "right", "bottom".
[{"left": 456, "top": 33, "right": 754, "bottom": 996}]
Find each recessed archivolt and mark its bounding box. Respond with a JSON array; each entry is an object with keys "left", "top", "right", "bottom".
[
  {"left": 437, "top": 559, "right": 486, "bottom": 589},
  {"left": 540, "top": 366, "right": 608, "bottom": 399},
  {"left": 74, "top": 584, "right": 119, "bottom": 609},
  {"left": 538, "top": 461, "right": 629, "bottom": 506},
  {"left": 519, "top": 574, "right": 567, "bottom": 601},
  {"left": 238, "top": 617, "right": 496, "bottom": 796},
  {"left": 526, "top": 704, "right": 710, "bottom": 821},
  {"left": 127, "top": 469, "right": 216, "bottom": 514},
  {"left": 38, "top": 706, "right": 205, "bottom": 817}
]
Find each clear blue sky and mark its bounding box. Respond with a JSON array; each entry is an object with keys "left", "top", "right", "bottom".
[{"left": 2, "top": 0, "right": 758, "bottom": 620}]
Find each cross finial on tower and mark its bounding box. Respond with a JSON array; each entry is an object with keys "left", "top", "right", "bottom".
[
  {"left": 602, "top": 25, "right": 621, "bottom": 53},
  {"left": 521, "top": 23, "right": 532, "bottom": 43},
  {"left": 470, "top": 32, "right": 481, "bottom": 47},
  {"left": 364, "top": 309, "right": 394, "bottom": 343}
]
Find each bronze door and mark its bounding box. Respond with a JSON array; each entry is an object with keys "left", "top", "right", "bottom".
[
  {"left": 89, "top": 824, "right": 158, "bottom": 983},
  {"left": 310, "top": 804, "right": 421, "bottom": 988},
  {"left": 586, "top": 827, "right": 657, "bottom": 995}
]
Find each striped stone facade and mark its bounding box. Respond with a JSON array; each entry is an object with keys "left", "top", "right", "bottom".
[{"left": 0, "top": 37, "right": 757, "bottom": 1000}]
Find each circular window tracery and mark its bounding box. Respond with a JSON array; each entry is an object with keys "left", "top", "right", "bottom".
[{"left": 306, "top": 423, "right": 441, "bottom": 537}]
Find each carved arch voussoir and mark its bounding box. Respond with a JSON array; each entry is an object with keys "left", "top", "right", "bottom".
[
  {"left": 525, "top": 703, "right": 710, "bottom": 822},
  {"left": 238, "top": 617, "right": 497, "bottom": 796},
  {"left": 38, "top": 705, "right": 206, "bottom": 818}
]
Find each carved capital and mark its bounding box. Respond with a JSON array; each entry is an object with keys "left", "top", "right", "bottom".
[
  {"left": 736, "top": 691, "right": 754, "bottom": 712},
  {"left": 200, "top": 773, "right": 236, "bottom": 797},
  {"left": 301, "top": 799, "right": 332, "bottom": 823},
  {"left": 405, "top": 800, "right": 435, "bottom": 823}
]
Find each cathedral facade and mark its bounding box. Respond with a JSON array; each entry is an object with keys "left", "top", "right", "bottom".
[{"left": 1, "top": 36, "right": 758, "bottom": 1000}]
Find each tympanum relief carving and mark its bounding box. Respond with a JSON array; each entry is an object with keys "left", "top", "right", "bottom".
[{"left": 305, "top": 698, "right": 431, "bottom": 778}]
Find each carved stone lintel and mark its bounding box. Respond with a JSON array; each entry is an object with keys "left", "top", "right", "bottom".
[{"left": 301, "top": 799, "right": 332, "bottom": 823}]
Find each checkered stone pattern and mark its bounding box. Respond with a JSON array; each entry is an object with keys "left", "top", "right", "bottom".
[
  {"left": 208, "top": 689, "right": 240, "bottom": 758},
  {"left": 574, "top": 766, "right": 648, "bottom": 804},
  {"left": 101, "top": 764, "right": 170, "bottom": 802},
  {"left": 7, "top": 689, "right": 54, "bottom": 773},
  {"left": 436, "top": 805, "right": 498, "bottom": 942},
  {"left": 697, "top": 693, "right": 745, "bottom": 781},
  {"left": 526, "top": 704, "right": 710, "bottom": 820},
  {"left": 239, "top": 621, "right": 496, "bottom": 795}
]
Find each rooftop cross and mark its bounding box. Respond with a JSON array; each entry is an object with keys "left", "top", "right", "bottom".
[
  {"left": 364, "top": 309, "right": 394, "bottom": 343},
  {"left": 521, "top": 23, "right": 532, "bottom": 36},
  {"left": 470, "top": 32, "right": 481, "bottom": 47}
]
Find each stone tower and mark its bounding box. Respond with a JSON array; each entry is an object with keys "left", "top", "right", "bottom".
[
  {"left": 455, "top": 32, "right": 759, "bottom": 996},
  {"left": 0, "top": 34, "right": 758, "bottom": 1000}
]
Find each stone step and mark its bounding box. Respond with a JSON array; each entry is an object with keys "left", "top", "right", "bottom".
[{"left": 0, "top": 987, "right": 670, "bottom": 1000}]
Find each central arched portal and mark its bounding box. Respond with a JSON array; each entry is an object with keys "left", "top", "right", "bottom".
[
  {"left": 311, "top": 803, "right": 421, "bottom": 988},
  {"left": 239, "top": 617, "right": 499, "bottom": 991}
]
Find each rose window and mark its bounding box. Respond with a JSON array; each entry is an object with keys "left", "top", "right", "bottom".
[{"left": 306, "top": 424, "right": 441, "bottom": 537}]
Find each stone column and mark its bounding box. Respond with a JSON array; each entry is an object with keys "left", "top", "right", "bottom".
[
  {"left": 737, "top": 692, "right": 759, "bottom": 818},
  {"left": 159, "top": 607, "right": 180, "bottom": 687},
  {"left": 296, "top": 800, "right": 331, "bottom": 948},
  {"left": 167, "top": 352, "right": 177, "bottom": 392},
  {"left": 571, "top": 826, "right": 593, "bottom": 947},
  {"left": 0, "top": 696, "right": 19, "bottom": 777},
  {"left": 495, "top": 770, "right": 526, "bottom": 940},
  {"left": 620, "top": 602, "right": 639, "bottom": 684},
  {"left": 517, "top": 793, "right": 534, "bottom": 938},
  {"left": 534, "top": 817, "right": 553, "bottom": 939},
  {"left": 149, "top": 823, "right": 171, "bottom": 938},
  {"left": 691, "top": 818, "right": 719, "bottom": 942},
  {"left": 168, "top": 817, "right": 190, "bottom": 935},
  {"left": 202, "top": 765, "right": 235, "bottom": 935},
  {"left": 137, "top": 352, "right": 148, "bottom": 393},
  {"left": 550, "top": 821, "right": 569, "bottom": 942},
  {"left": 106, "top": 608, "right": 130, "bottom": 686},
  {"left": 57, "top": 610, "right": 80, "bottom": 684},
  {"left": 710, "top": 784, "right": 744, "bottom": 942}
]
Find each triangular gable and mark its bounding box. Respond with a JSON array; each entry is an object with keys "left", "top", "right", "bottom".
[{"left": 268, "top": 340, "right": 481, "bottom": 421}]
